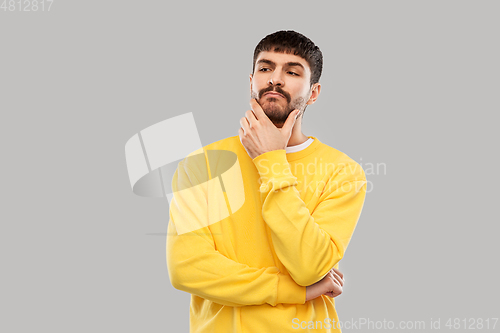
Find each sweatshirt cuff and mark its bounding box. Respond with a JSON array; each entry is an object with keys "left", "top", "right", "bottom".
[
  {"left": 276, "top": 273, "right": 306, "bottom": 305},
  {"left": 252, "top": 150, "right": 296, "bottom": 189}
]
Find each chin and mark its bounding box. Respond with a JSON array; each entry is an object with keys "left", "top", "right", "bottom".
[{"left": 261, "top": 100, "right": 286, "bottom": 113}]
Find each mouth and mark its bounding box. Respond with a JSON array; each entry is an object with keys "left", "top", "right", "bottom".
[{"left": 263, "top": 91, "right": 285, "bottom": 99}]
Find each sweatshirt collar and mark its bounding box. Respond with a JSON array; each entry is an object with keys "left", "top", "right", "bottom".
[{"left": 285, "top": 136, "right": 321, "bottom": 161}]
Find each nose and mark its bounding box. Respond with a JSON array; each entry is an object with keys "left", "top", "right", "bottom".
[{"left": 268, "top": 72, "right": 284, "bottom": 87}]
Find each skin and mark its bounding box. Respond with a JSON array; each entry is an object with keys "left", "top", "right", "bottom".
[
  {"left": 305, "top": 267, "right": 345, "bottom": 301},
  {"left": 239, "top": 51, "right": 321, "bottom": 158},
  {"left": 239, "top": 50, "right": 343, "bottom": 301}
]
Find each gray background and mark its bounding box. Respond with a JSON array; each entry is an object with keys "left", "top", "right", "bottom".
[{"left": 1, "top": 0, "right": 499, "bottom": 332}]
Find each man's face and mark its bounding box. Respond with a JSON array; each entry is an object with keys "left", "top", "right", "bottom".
[{"left": 250, "top": 50, "right": 320, "bottom": 127}]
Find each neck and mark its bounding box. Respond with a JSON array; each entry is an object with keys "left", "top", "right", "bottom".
[{"left": 287, "top": 117, "right": 309, "bottom": 147}]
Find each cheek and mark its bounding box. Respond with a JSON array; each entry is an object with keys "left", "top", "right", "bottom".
[
  {"left": 296, "top": 85, "right": 311, "bottom": 98},
  {"left": 252, "top": 79, "right": 266, "bottom": 91},
  {"left": 289, "top": 85, "right": 307, "bottom": 99}
]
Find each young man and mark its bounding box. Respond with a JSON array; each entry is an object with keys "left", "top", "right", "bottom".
[{"left": 167, "top": 30, "right": 367, "bottom": 332}]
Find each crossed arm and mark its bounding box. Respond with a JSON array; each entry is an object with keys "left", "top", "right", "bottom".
[{"left": 166, "top": 151, "right": 366, "bottom": 307}]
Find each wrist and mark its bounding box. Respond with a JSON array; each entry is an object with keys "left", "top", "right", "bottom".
[{"left": 305, "top": 285, "right": 316, "bottom": 302}]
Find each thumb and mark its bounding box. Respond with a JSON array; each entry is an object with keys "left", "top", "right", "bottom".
[{"left": 282, "top": 110, "right": 299, "bottom": 138}]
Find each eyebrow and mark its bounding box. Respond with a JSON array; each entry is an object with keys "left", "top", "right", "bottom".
[{"left": 257, "top": 59, "right": 305, "bottom": 70}]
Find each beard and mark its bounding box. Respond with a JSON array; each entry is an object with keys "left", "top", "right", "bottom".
[{"left": 251, "top": 86, "right": 308, "bottom": 127}]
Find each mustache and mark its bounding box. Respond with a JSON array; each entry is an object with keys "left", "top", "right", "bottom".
[{"left": 258, "top": 86, "right": 291, "bottom": 104}]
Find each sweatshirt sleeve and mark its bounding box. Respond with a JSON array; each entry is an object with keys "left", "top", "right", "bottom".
[
  {"left": 166, "top": 161, "right": 306, "bottom": 307},
  {"left": 252, "top": 149, "right": 367, "bottom": 287}
]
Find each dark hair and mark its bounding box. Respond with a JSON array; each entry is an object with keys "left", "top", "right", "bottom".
[{"left": 252, "top": 30, "right": 323, "bottom": 86}]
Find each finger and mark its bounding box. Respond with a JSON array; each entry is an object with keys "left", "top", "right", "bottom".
[
  {"left": 331, "top": 270, "right": 344, "bottom": 287},
  {"left": 331, "top": 267, "right": 343, "bottom": 279},
  {"left": 238, "top": 127, "right": 245, "bottom": 145},
  {"left": 328, "top": 280, "right": 343, "bottom": 297},
  {"left": 332, "top": 267, "right": 345, "bottom": 286},
  {"left": 281, "top": 109, "right": 299, "bottom": 138},
  {"left": 239, "top": 117, "right": 250, "bottom": 135},
  {"left": 325, "top": 289, "right": 342, "bottom": 298},
  {"left": 331, "top": 288, "right": 343, "bottom": 298},
  {"left": 326, "top": 269, "right": 343, "bottom": 289},
  {"left": 245, "top": 109, "right": 258, "bottom": 128},
  {"left": 249, "top": 98, "right": 270, "bottom": 123}
]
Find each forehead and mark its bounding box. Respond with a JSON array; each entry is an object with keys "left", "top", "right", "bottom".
[{"left": 255, "top": 51, "right": 311, "bottom": 72}]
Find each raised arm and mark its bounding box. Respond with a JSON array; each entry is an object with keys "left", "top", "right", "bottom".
[
  {"left": 252, "top": 150, "right": 367, "bottom": 286},
  {"left": 166, "top": 161, "right": 306, "bottom": 307}
]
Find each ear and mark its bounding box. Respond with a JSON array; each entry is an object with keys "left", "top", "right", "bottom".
[
  {"left": 249, "top": 74, "right": 253, "bottom": 93},
  {"left": 306, "top": 83, "right": 321, "bottom": 105}
]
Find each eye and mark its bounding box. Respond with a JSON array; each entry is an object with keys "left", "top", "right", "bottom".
[
  {"left": 288, "top": 71, "right": 299, "bottom": 76},
  {"left": 259, "top": 68, "right": 271, "bottom": 72}
]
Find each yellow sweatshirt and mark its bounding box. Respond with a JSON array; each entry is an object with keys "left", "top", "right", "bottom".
[{"left": 166, "top": 135, "right": 367, "bottom": 332}]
